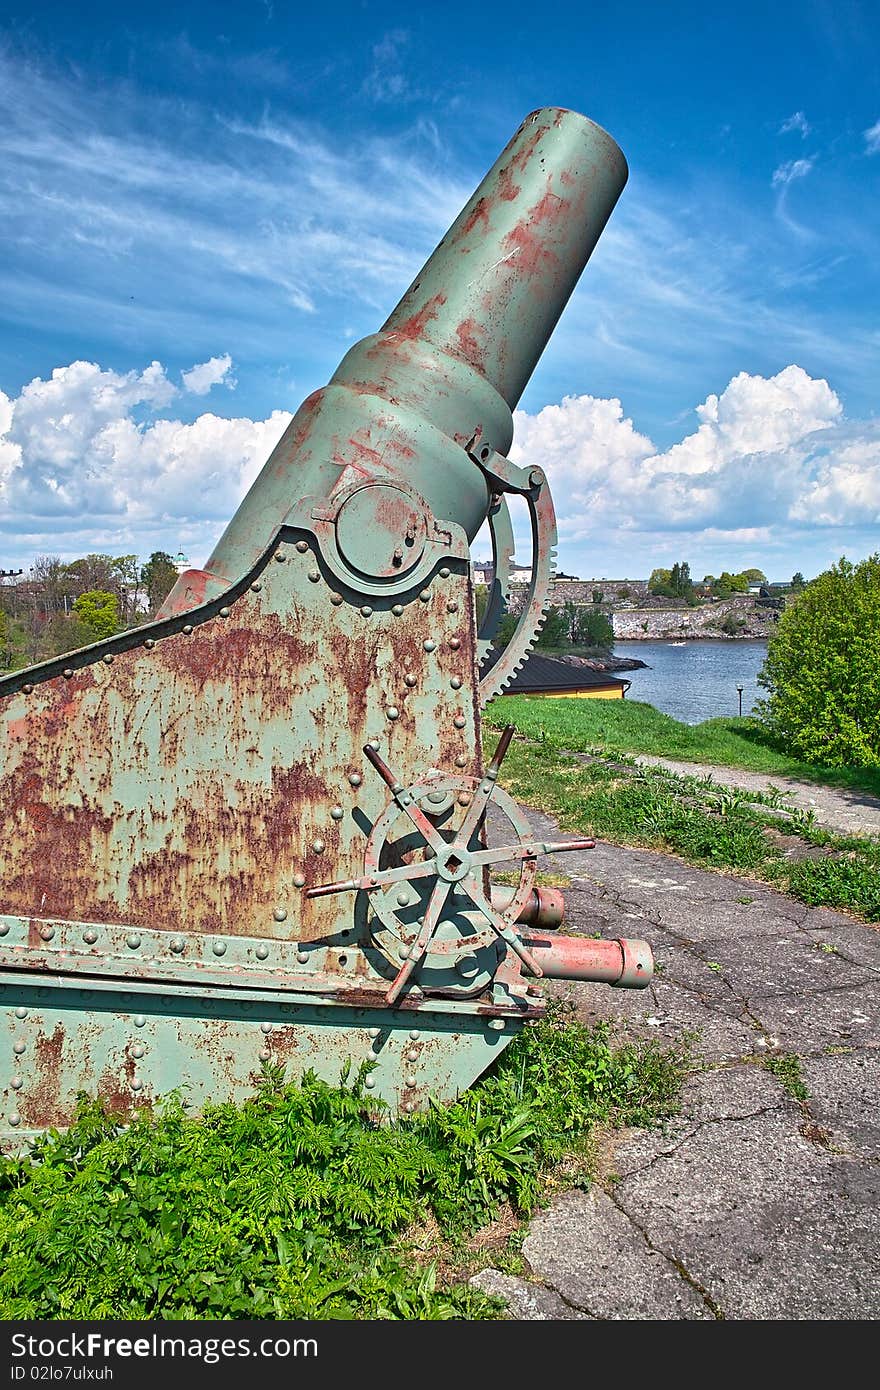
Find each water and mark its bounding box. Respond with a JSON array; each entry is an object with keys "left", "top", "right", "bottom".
[{"left": 613, "top": 640, "right": 769, "bottom": 725}]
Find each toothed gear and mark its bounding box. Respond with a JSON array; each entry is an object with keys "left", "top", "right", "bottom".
[{"left": 478, "top": 478, "right": 558, "bottom": 706}]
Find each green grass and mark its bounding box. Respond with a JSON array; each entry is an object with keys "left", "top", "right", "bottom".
[
  {"left": 487, "top": 731, "right": 880, "bottom": 921},
  {"left": 486, "top": 697, "right": 880, "bottom": 798},
  {"left": 0, "top": 1011, "right": 686, "bottom": 1320}
]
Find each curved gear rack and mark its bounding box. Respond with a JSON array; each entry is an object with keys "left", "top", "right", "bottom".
[{"left": 468, "top": 437, "right": 559, "bottom": 706}]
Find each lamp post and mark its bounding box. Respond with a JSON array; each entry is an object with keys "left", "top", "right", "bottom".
[{"left": 736, "top": 683, "right": 743, "bottom": 717}]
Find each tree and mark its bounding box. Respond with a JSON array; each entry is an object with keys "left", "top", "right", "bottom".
[
  {"left": 791, "top": 572, "right": 806, "bottom": 591},
  {"left": 141, "top": 551, "right": 179, "bottom": 615},
  {"left": 649, "top": 567, "right": 671, "bottom": 593},
  {"left": 73, "top": 591, "right": 119, "bottom": 641},
  {"left": 591, "top": 588, "right": 604, "bottom": 604},
  {"left": 756, "top": 555, "right": 880, "bottom": 769},
  {"left": 570, "top": 606, "right": 613, "bottom": 649},
  {"left": 0, "top": 608, "right": 10, "bottom": 670},
  {"left": 742, "top": 568, "right": 767, "bottom": 583},
  {"left": 535, "top": 607, "right": 569, "bottom": 649},
  {"left": 669, "top": 561, "right": 694, "bottom": 600}
]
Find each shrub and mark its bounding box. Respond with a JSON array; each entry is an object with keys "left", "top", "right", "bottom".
[{"left": 756, "top": 555, "right": 880, "bottom": 768}]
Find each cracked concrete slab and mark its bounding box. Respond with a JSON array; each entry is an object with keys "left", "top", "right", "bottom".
[
  {"left": 479, "top": 807, "right": 880, "bottom": 1321},
  {"left": 798, "top": 1051, "right": 880, "bottom": 1159},
  {"left": 521, "top": 1189, "right": 715, "bottom": 1320},
  {"left": 469, "top": 1268, "right": 593, "bottom": 1320}
]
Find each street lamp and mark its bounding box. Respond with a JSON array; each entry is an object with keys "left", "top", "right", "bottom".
[{"left": 736, "top": 683, "right": 743, "bottom": 717}]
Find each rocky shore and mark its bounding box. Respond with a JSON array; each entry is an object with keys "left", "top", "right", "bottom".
[{"left": 557, "top": 653, "right": 648, "bottom": 673}]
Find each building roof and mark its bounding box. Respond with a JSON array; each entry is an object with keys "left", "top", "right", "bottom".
[{"left": 485, "top": 650, "right": 630, "bottom": 695}]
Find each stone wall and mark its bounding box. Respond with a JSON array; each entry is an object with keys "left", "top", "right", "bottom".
[{"left": 612, "top": 596, "right": 779, "bottom": 640}]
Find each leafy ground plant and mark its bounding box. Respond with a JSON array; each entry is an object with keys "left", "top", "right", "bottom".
[{"left": 0, "top": 1010, "right": 686, "bottom": 1320}]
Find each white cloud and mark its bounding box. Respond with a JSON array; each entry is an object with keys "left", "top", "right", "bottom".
[
  {"left": 181, "top": 354, "right": 235, "bottom": 395},
  {"left": 0, "top": 356, "right": 290, "bottom": 563},
  {"left": 780, "top": 111, "right": 811, "bottom": 137},
  {"left": 1, "top": 355, "right": 877, "bottom": 580},
  {"left": 504, "top": 365, "right": 871, "bottom": 573},
  {"left": 772, "top": 157, "right": 816, "bottom": 188},
  {"left": 864, "top": 119, "right": 880, "bottom": 155}
]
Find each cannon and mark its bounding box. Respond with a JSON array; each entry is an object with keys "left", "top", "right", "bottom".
[{"left": 0, "top": 107, "right": 652, "bottom": 1142}]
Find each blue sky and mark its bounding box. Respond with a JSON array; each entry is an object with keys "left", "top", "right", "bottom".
[{"left": 0, "top": 0, "right": 878, "bottom": 581}]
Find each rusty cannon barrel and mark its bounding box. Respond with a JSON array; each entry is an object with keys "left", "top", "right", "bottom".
[{"left": 161, "top": 107, "right": 628, "bottom": 616}]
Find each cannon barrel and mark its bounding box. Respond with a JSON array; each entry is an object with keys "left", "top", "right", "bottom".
[{"left": 160, "top": 107, "right": 627, "bottom": 616}]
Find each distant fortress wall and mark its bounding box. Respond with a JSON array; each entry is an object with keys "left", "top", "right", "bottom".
[{"left": 613, "top": 596, "right": 778, "bottom": 640}]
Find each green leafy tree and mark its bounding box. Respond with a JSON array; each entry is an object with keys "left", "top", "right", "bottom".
[
  {"left": 791, "top": 571, "right": 806, "bottom": 591},
  {"left": 535, "top": 607, "right": 569, "bottom": 648},
  {"left": 742, "top": 568, "right": 767, "bottom": 583},
  {"left": 648, "top": 567, "right": 671, "bottom": 593},
  {"left": 756, "top": 555, "right": 880, "bottom": 768},
  {"left": 591, "top": 588, "right": 604, "bottom": 604},
  {"left": 73, "top": 590, "right": 119, "bottom": 641},
  {"left": 572, "top": 607, "right": 613, "bottom": 648},
  {"left": 140, "top": 551, "right": 179, "bottom": 615}
]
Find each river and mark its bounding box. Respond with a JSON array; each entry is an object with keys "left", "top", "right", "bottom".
[{"left": 613, "top": 640, "right": 769, "bottom": 725}]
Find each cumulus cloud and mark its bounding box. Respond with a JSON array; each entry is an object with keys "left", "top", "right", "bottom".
[
  {"left": 1, "top": 357, "right": 876, "bottom": 577},
  {"left": 509, "top": 364, "right": 871, "bottom": 560},
  {"left": 0, "top": 356, "right": 290, "bottom": 562},
  {"left": 864, "top": 119, "right": 880, "bottom": 155},
  {"left": 780, "top": 111, "right": 811, "bottom": 137},
  {"left": 771, "top": 157, "right": 816, "bottom": 188},
  {"left": 181, "top": 354, "right": 235, "bottom": 395}
]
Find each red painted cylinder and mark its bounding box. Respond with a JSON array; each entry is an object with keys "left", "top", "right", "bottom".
[
  {"left": 491, "top": 883, "right": 565, "bottom": 929},
  {"left": 523, "top": 933, "right": 653, "bottom": 988}
]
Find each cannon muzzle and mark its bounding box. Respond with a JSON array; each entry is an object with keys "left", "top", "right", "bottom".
[{"left": 160, "top": 107, "right": 627, "bottom": 616}]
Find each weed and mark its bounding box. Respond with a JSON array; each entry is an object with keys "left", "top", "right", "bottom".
[
  {"left": 486, "top": 728, "right": 880, "bottom": 923},
  {"left": 762, "top": 1052, "right": 809, "bottom": 1102}
]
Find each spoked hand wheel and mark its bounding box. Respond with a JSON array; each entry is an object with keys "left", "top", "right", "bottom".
[{"left": 307, "top": 726, "right": 594, "bottom": 1004}]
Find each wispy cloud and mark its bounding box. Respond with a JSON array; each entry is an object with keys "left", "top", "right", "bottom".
[
  {"left": 780, "top": 111, "right": 811, "bottom": 137},
  {"left": 771, "top": 156, "right": 816, "bottom": 188},
  {"left": 0, "top": 47, "right": 470, "bottom": 372},
  {"left": 864, "top": 119, "right": 880, "bottom": 154}
]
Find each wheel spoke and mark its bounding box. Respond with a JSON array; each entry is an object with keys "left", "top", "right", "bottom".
[
  {"left": 363, "top": 744, "right": 447, "bottom": 853},
  {"left": 466, "top": 837, "right": 595, "bottom": 869},
  {"left": 459, "top": 873, "right": 544, "bottom": 978},
  {"left": 453, "top": 724, "right": 516, "bottom": 851},
  {"left": 306, "top": 858, "right": 439, "bottom": 899},
  {"left": 385, "top": 879, "right": 452, "bottom": 1006}
]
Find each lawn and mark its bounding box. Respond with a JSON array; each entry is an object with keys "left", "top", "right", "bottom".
[
  {"left": 485, "top": 696, "right": 880, "bottom": 798},
  {"left": 485, "top": 730, "right": 880, "bottom": 922}
]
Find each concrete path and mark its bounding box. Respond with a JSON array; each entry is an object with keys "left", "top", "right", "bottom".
[
  {"left": 633, "top": 755, "right": 880, "bottom": 838},
  {"left": 472, "top": 809, "right": 880, "bottom": 1320}
]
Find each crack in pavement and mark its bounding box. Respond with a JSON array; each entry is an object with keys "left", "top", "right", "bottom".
[
  {"left": 605, "top": 1185, "right": 725, "bottom": 1320},
  {"left": 612, "top": 1098, "right": 791, "bottom": 1179}
]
